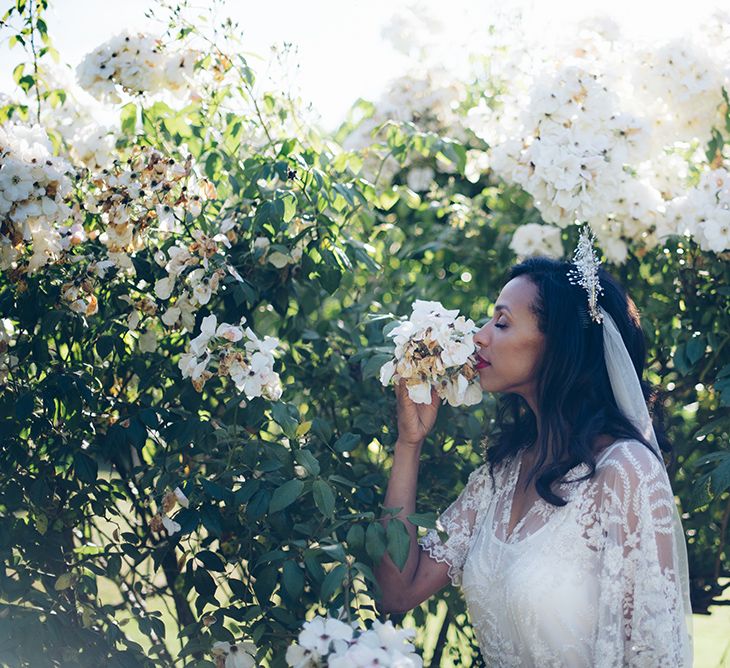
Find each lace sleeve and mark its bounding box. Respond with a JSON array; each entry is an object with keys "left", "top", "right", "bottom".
[
  {"left": 417, "top": 463, "right": 492, "bottom": 587},
  {"left": 590, "top": 441, "right": 693, "bottom": 667}
]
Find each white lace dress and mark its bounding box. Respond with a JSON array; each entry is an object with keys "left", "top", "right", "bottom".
[{"left": 418, "top": 439, "right": 694, "bottom": 667}]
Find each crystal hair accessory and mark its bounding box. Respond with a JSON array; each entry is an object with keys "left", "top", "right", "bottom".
[{"left": 567, "top": 225, "right": 605, "bottom": 324}]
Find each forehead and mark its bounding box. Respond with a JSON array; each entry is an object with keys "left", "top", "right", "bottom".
[{"left": 495, "top": 276, "right": 539, "bottom": 316}]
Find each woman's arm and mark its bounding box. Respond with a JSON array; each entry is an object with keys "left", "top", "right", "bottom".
[{"left": 374, "top": 438, "right": 452, "bottom": 613}]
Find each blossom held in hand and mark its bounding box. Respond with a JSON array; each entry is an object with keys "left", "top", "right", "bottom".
[{"left": 379, "top": 300, "right": 482, "bottom": 407}]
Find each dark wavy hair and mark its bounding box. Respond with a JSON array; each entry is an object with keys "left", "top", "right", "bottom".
[{"left": 484, "top": 256, "right": 671, "bottom": 506}]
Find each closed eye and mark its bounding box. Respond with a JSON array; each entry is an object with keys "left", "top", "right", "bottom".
[{"left": 495, "top": 322, "right": 507, "bottom": 329}]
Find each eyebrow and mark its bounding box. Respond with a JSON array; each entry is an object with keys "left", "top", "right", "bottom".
[{"left": 494, "top": 304, "right": 512, "bottom": 314}]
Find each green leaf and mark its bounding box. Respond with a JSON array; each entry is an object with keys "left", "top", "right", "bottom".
[
  {"left": 346, "top": 524, "right": 365, "bottom": 551},
  {"left": 312, "top": 479, "right": 335, "bottom": 518},
  {"left": 12, "top": 63, "right": 24, "bottom": 84},
  {"left": 54, "top": 573, "right": 74, "bottom": 591},
  {"left": 406, "top": 512, "right": 437, "bottom": 529},
  {"left": 673, "top": 343, "right": 690, "bottom": 375},
  {"left": 18, "top": 75, "right": 35, "bottom": 93},
  {"left": 386, "top": 518, "right": 410, "bottom": 570},
  {"left": 201, "top": 478, "right": 229, "bottom": 502},
  {"left": 281, "top": 560, "right": 304, "bottom": 601},
  {"left": 253, "top": 564, "right": 277, "bottom": 604},
  {"left": 95, "top": 335, "right": 115, "bottom": 358},
  {"left": 194, "top": 567, "right": 216, "bottom": 598},
  {"left": 365, "top": 522, "right": 386, "bottom": 562},
  {"left": 269, "top": 479, "right": 304, "bottom": 513},
  {"left": 282, "top": 193, "right": 297, "bottom": 223},
  {"left": 362, "top": 353, "right": 392, "bottom": 381},
  {"left": 686, "top": 336, "right": 705, "bottom": 365},
  {"left": 15, "top": 393, "right": 34, "bottom": 420},
  {"left": 270, "top": 402, "right": 298, "bottom": 440},
  {"left": 294, "top": 448, "right": 320, "bottom": 476},
  {"left": 319, "top": 563, "right": 347, "bottom": 602},
  {"left": 120, "top": 102, "right": 136, "bottom": 135},
  {"left": 333, "top": 432, "right": 360, "bottom": 453},
  {"left": 196, "top": 550, "right": 226, "bottom": 572},
  {"left": 311, "top": 417, "right": 332, "bottom": 444},
  {"left": 709, "top": 453, "right": 730, "bottom": 496},
  {"left": 163, "top": 114, "right": 192, "bottom": 137},
  {"left": 318, "top": 268, "right": 341, "bottom": 294},
  {"left": 73, "top": 452, "right": 98, "bottom": 484},
  {"left": 716, "top": 375, "right": 730, "bottom": 407}
]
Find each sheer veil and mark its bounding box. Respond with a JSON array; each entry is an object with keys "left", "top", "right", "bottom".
[{"left": 600, "top": 306, "right": 693, "bottom": 663}]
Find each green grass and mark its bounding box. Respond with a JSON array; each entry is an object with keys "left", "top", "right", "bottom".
[{"left": 692, "top": 580, "right": 730, "bottom": 668}]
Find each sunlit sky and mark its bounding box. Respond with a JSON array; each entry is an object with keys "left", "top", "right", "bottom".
[{"left": 0, "top": 0, "right": 727, "bottom": 130}]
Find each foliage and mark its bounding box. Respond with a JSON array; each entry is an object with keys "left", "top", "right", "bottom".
[{"left": 0, "top": 1, "right": 728, "bottom": 666}]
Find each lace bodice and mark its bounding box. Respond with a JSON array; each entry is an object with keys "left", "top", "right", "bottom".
[{"left": 418, "top": 439, "right": 694, "bottom": 667}]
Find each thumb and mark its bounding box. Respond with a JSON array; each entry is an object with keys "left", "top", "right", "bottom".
[{"left": 430, "top": 386, "right": 440, "bottom": 406}]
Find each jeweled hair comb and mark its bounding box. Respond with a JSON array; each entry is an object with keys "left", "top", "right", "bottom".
[{"left": 567, "top": 225, "right": 604, "bottom": 324}]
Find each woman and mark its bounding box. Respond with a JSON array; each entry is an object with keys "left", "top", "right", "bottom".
[{"left": 374, "top": 253, "right": 693, "bottom": 667}]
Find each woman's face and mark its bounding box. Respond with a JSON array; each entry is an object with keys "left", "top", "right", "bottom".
[{"left": 472, "top": 276, "right": 546, "bottom": 405}]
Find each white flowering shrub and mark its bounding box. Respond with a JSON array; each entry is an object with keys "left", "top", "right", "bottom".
[
  {"left": 0, "top": 2, "right": 728, "bottom": 667},
  {"left": 463, "top": 11, "right": 730, "bottom": 259},
  {"left": 76, "top": 30, "right": 198, "bottom": 103},
  {"left": 0, "top": 3, "right": 414, "bottom": 666},
  {"left": 285, "top": 615, "right": 422, "bottom": 667},
  {"left": 0, "top": 123, "right": 74, "bottom": 273}
]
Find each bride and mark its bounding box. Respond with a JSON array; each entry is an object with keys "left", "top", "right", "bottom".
[{"left": 374, "top": 248, "right": 694, "bottom": 666}]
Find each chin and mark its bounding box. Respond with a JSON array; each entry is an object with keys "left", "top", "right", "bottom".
[{"left": 478, "top": 378, "right": 502, "bottom": 393}]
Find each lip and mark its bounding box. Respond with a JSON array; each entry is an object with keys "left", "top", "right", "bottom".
[{"left": 475, "top": 353, "right": 491, "bottom": 369}]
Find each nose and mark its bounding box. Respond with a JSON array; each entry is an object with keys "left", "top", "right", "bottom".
[{"left": 472, "top": 322, "right": 490, "bottom": 351}]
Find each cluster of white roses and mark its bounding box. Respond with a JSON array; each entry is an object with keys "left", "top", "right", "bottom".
[
  {"left": 631, "top": 40, "right": 725, "bottom": 148},
  {"left": 76, "top": 31, "right": 198, "bottom": 103},
  {"left": 178, "top": 313, "right": 282, "bottom": 400},
  {"left": 664, "top": 168, "right": 730, "bottom": 253},
  {"left": 84, "top": 145, "right": 201, "bottom": 273},
  {"left": 0, "top": 123, "right": 75, "bottom": 274},
  {"left": 153, "top": 224, "right": 245, "bottom": 331},
  {"left": 286, "top": 615, "right": 422, "bottom": 667},
  {"left": 379, "top": 300, "right": 481, "bottom": 407},
  {"left": 464, "top": 11, "right": 730, "bottom": 260},
  {"left": 41, "top": 62, "right": 119, "bottom": 171},
  {"left": 509, "top": 222, "right": 564, "bottom": 259}
]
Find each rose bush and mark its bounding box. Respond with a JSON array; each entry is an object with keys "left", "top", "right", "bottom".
[{"left": 0, "top": 2, "right": 728, "bottom": 666}]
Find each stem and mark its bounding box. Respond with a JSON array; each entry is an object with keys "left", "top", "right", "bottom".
[
  {"left": 343, "top": 562, "right": 353, "bottom": 626},
  {"left": 178, "top": 16, "right": 275, "bottom": 147},
  {"left": 27, "top": 0, "right": 41, "bottom": 124},
  {"left": 714, "top": 495, "right": 730, "bottom": 582},
  {"left": 374, "top": 148, "right": 396, "bottom": 188}
]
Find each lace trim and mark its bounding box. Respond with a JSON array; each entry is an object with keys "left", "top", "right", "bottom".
[
  {"left": 416, "top": 463, "right": 497, "bottom": 587},
  {"left": 419, "top": 528, "right": 464, "bottom": 587}
]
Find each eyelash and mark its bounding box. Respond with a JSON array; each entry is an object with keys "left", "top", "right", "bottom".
[{"left": 495, "top": 322, "right": 507, "bottom": 329}]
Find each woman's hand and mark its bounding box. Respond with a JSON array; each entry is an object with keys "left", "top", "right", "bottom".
[{"left": 395, "top": 378, "right": 441, "bottom": 447}]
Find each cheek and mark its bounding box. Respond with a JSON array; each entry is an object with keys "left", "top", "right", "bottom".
[{"left": 504, "top": 334, "right": 543, "bottom": 375}]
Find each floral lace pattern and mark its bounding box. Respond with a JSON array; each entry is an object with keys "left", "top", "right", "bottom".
[{"left": 417, "top": 440, "right": 693, "bottom": 667}]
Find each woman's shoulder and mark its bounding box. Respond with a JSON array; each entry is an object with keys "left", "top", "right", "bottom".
[
  {"left": 593, "top": 438, "right": 667, "bottom": 485},
  {"left": 467, "top": 456, "right": 512, "bottom": 493}
]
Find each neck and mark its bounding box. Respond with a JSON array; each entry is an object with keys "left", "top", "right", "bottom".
[{"left": 524, "top": 393, "right": 541, "bottom": 441}]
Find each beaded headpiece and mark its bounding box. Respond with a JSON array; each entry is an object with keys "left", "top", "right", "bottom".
[{"left": 567, "top": 225, "right": 604, "bottom": 324}]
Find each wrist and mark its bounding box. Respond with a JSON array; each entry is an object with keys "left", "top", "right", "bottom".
[{"left": 395, "top": 437, "right": 424, "bottom": 450}]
